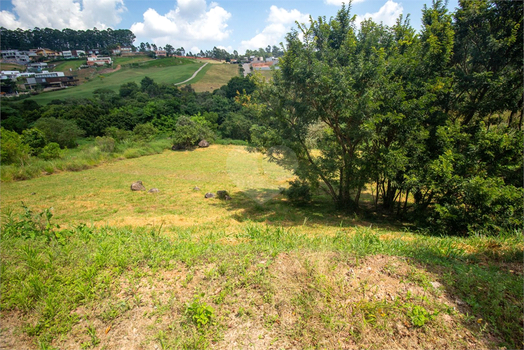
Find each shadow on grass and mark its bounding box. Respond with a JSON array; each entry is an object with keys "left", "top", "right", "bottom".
[{"left": 210, "top": 187, "right": 407, "bottom": 231}]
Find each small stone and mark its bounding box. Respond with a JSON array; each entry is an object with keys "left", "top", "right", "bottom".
[
  {"left": 131, "top": 181, "right": 146, "bottom": 191},
  {"left": 31, "top": 192, "right": 36, "bottom": 195},
  {"left": 205, "top": 192, "right": 215, "bottom": 198},
  {"left": 198, "top": 139, "right": 210, "bottom": 148},
  {"left": 217, "top": 190, "right": 229, "bottom": 199},
  {"left": 193, "top": 186, "right": 200, "bottom": 191},
  {"left": 148, "top": 188, "right": 159, "bottom": 193}
]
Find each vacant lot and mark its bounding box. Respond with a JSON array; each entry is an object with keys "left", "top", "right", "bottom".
[
  {"left": 1, "top": 145, "right": 522, "bottom": 350},
  {"left": 191, "top": 64, "right": 240, "bottom": 92}
]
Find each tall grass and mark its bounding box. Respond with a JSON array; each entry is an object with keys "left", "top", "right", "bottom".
[{"left": 1, "top": 138, "right": 171, "bottom": 182}]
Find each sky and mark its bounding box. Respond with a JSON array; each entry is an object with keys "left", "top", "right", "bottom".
[{"left": 0, "top": 0, "right": 459, "bottom": 54}]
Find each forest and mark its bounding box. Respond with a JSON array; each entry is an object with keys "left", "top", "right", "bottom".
[
  {"left": 1, "top": 0, "right": 523, "bottom": 237},
  {"left": 0, "top": 27, "right": 136, "bottom": 52}
]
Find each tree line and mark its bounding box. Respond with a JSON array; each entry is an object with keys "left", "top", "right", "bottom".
[
  {"left": 249, "top": 0, "right": 522, "bottom": 235},
  {"left": 0, "top": 27, "right": 135, "bottom": 52}
]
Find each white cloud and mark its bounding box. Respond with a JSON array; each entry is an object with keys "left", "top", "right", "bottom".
[
  {"left": 130, "top": 0, "right": 231, "bottom": 49},
  {"left": 0, "top": 0, "right": 125, "bottom": 30},
  {"left": 325, "top": 0, "right": 365, "bottom": 5},
  {"left": 356, "top": 0, "right": 403, "bottom": 27},
  {"left": 239, "top": 5, "right": 309, "bottom": 53}
]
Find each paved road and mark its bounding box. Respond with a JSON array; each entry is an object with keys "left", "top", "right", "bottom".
[{"left": 174, "top": 62, "right": 209, "bottom": 85}]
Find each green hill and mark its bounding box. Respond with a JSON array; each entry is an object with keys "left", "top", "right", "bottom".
[{"left": 27, "top": 57, "right": 207, "bottom": 104}]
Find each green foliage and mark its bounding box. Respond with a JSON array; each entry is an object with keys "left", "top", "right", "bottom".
[
  {"left": 219, "top": 113, "right": 253, "bottom": 141},
  {"left": 133, "top": 123, "right": 158, "bottom": 141},
  {"left": 407, "top": 304, "right": 434, "bottom": 327},
  {"left": 1, "top": 204, "right": 60, "bottom": 242},
  {"left": 21, "top": 128, "right": 47, "bottom": 156},
  {"left": 104, "top": 127, "right": 132, "bottom": 142},
  {"left": 34, "top": 117, "right": 85, "bottom": 149},
  {"left": 281, "top": 180, "right": 312, "bottom": 206},
  {"left": 0, "top": 127, "right": 30, "bottom": 165},
  {"left": 39, "top": 142, "right": 61, "bottom": 160},
  {"left": 171, "top": 116, "right": 215, "bottom": 150},
  {"left": 185, "top": 297, "right": 214, "bottom": 328},
  {"left": 95, "top": 136, "right": 115, "bottom": 153}
]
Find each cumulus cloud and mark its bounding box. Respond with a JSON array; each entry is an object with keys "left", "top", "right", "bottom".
[
  {"left": 0, "top": 0, "right": 126, "bottom": 30},
  {"left": 239, "top": 5, "right": 309, "bottom": 53},
  {"left": 355, "top": 0, "right": 403, "bottom": 27},
  {"left": 325, "top": 0, "right": 365, "bottom": 5},
  {"left": 130, "top": 0, "right": 231, "bottom": 49}
]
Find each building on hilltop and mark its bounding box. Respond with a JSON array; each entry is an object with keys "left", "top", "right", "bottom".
[{"left": 87, "top": 55, "right": 112, "bottom": 66}]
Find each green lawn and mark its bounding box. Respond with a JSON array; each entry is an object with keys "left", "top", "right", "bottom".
[
  {"left": 28, "top": 62, "right": 206, "bottom": 104},
  {"left": 1, "top": 144, "right": 522, "bottom": 350}
]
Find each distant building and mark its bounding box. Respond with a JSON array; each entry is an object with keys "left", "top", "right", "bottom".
[
  {"left": 25, "top": 71, "right": 77, "bottom": 89},
  {"left": 35, "top": 48, "right": 61, "bottom": 59},
  {"left": 62, "top": 50, "right": 86, "bottom": 59},
  {"left": 87, "top": 55, "right": 112, "bottom": 66},
  {"left": 1, "top": 50, "right": 31, "bottom": 64},
  {"left": 155, "top": 50, "right": 167, "bottom": 58}
]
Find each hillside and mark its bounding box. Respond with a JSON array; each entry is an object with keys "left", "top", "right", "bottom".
[
  {"left": 1, "top": 144, "right": 522, "bottom": 350},
  {"left": 26, "top": 57, "right": 208, "bottom": 104}
]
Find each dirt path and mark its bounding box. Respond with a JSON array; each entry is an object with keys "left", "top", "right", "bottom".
[{"left": 175, "top": 62, "right": 209, "bottom": 85}]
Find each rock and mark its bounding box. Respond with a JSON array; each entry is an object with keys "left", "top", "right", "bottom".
[
  {"left": 131, "top": 181, "right": 146, "bottom": 191},
  {"left": 224, "top": 194, "right": 232, "bottom": 200},
  {"left": 31, "top": 192, "right": 36, "bottom": 195},
  {"left": 193, "top": 186, "right": 200, "bottom": 191},
  {"left": 148, "top": 188, "right": 159, "bottom": 193},
  {"left": 198, "top": 140, "right": 210, "bottom": 148},
  {"left": 217, "top": 190, "right": 229, "bottom": 199},
  {"left": 205, "top": 192, "right": 215, "bottom": 198}
]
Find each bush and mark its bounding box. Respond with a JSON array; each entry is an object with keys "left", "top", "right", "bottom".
[
  {"left": 95, "top": 136, "right": 116, "bottom": 152},
  {"left": 34, "top": 117, "right": 85, "bottom": 149},
  {"left": 21, "top": 128, "right": 47, "bottom": 156},
  {"left": 133, "top": 123, "right": 158, "bottom": 141},
  {"left": 0, "top": 127, "right": 30, "bottom": 165},
  {"left": 104, "top": 127, "right": 132, "bottom": 142},
  {"left": 39, "top": 142, "right": 61, "bottom": 160},
  {"left": 281, "top": 180, "right": 312, "bottom": 205},
  {"left": 172, "top": 116, "right": 215, "bottom": 150}
]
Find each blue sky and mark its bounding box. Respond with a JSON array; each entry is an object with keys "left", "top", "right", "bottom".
[{"left": 0, "top": 0, "right": 459, "bottom": 54}]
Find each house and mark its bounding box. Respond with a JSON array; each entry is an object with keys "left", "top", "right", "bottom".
[
  {"left": 62, "top": 50, "right": 86, "bottom": 59},
  {"left": 1, "top": 50, "right": 31, "bottom": 64},
  {"left": 111, "top": 46, "right": 133, "bottom": 55},
  {"left": 87, "top": 55, "right": 112, "bottom": 66},
  {"left": 0, "top": 71, "right": 21, "bottom": 80},
  {"left": 86, "top": 49, "right": 100, "bottom": 55},
  {"left": 26, "top": 62, "right": 48, "bottom": 72},
  {"left": 35, "top": 48, "right": 61, "bottom": 59},
  {"left": 25, "top": 71, "right": 78, "bottom": 89},
  {"left": 155, "top": 50, "right": 167, "bottom": 58}
]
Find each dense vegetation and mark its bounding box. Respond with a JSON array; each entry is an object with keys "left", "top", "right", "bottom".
[
  {"left": 249, "top": 0, "right": 523, "bottom": 236},
  {"left": 0, "top": 27, "right": 135, "bottom": 52}
]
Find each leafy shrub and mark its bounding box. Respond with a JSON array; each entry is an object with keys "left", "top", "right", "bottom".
[
  {"left": 1, "top": 203, "right": 60, "bottom": 242},
  {"left": 185, "top": 297, "right": 214, "bottom": 328},
  {"left": 281, "top": 180, "right": 312, "bottom": 205},
  {"left": 0, "top": 127, "right": 30, "bottom": 165},
  {"left": 133, "top": 123, "right": 158, "bottom": 141},
  {"left": 39, "top": 142, "right": 61, "bottom": 160},
  {"left": 172, "top": 116, "right": 215, "bottom": 150},
  {"left": 95, "top": 136, "right": 116, "bottom": 152},
  {"left": 21, "top": 128, "right": 47, "bottom": 156},
  {"left": 104, "top": 127, "right": 132, "bottom": 142},
  {"left": 34, "top": 117, "right": 85, "bottom": 149}
]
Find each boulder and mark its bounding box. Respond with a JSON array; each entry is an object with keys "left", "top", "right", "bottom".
[
  {"left": 131, "top": 181, "right": 146, "bottom": 191},
  {"left": 205, "top": 192, "right": 215, "bottom": 198},
  {"left": 148, "top": 188, "right": 159, "bottom": 193},
  {"left": 198, "top": 140, "right": 210, "bottom": 148},
  {"left": 217, "top": 190, "right": 230, "bottom": 200}
]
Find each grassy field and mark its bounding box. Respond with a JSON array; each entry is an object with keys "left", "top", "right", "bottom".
[
  {"left": 0, "top": 62, "right": 26, "bottom": 71},
  {"left": 191, "top": 64, "right": 240, "bottom": 93},
  {"left": 1, "top": 145, "right": 522, "bottom": 350},
  {"left": 27, "top": 60, "right": 205, "bottom": 104}
]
